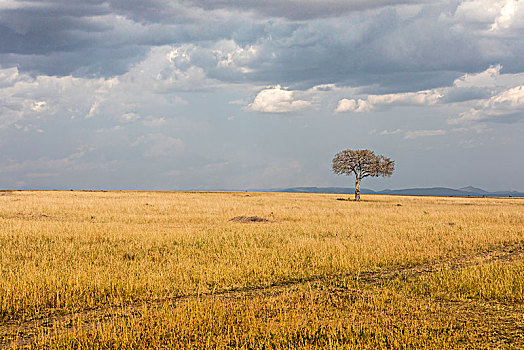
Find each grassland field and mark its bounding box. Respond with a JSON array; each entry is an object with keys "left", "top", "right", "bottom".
[{"left": 0, "top": 190, "right": 523, "bottom": 349}]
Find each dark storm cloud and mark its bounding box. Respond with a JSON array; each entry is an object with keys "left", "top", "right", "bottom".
[
  {"left": 106, "top": 0, "right": 195, "bottom": 24},
  {"left": 164, "top": 5, "right": 501, "bottom": 92},
  {"left": 0, "top": 2, "right": 109, "bottom": 55},
  {"left": 1, "top": 46, "right": 149, "bottom": 77},
  {"left": 0, "top": 1, "right": 124, "bottom": 75},
  {"left": 1, "top": 0, "right": 524, "bottom": 94},
  {"left": 0, "top": 0, "right": 269, "bottom": 77},
  {"left": 186, "top": 0, "right": 426, "bottom": 20}
]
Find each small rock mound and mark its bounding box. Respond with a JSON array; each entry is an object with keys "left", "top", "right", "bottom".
[{"left": 229, "top": 216, "right": 271, "bottom": 223}]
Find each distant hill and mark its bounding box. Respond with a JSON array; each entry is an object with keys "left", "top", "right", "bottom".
[
  {"left": 378, "top": 187, "right": 473, "bottom": 196},
  {"left": 459, "top": 186, "right": 489, "bottom": 194},
  {"left": 266, "top": 186, "right": 524, "bottom": 197}
]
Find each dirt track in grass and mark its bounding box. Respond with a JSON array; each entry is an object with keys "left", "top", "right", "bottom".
[{"left": 2, "top": 242, "right": 524, "bottom": 349}]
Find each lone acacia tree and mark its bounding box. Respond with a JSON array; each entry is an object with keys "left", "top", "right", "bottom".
[{"left": 332, "top": 149, "right": 394, "bottom": 201}]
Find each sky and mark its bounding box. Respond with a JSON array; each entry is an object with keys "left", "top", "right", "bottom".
[{"left": 0, "top": 0, "right": 523, "bottom": 191}]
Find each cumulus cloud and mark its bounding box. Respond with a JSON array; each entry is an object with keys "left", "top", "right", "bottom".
[
  {"left": 442, "top": 64, "right": 524, "bottom": 104},
  {"left": 335, "top": 65, "right": 524, "bottom": 121},
  {"left": 336, "top": 90, "right": 442, "bottom": 113},
  {"left": 454, "top": 0, "right": 505, "bottom": 26},
  {"left": 491, "top": 0, "right": 520, "bottom": 30},
  {"left": 164, "top": 40, "right": 262, "bottom": 84},
  {"left": 0, "top": 66, "right": 120, "bottom": 128},
  {"left": 445, "top": 65, "right": 524, "bottom": 123},
  {"left": 451, "top": 84, "right": 524, "bottom": 123},
  {"left": 453, "top": 65, "right": 502, "bottom": 88},
  {"left": 213, "top": 40, "right": 259, "bottom": 74},
  {"left": 246, "top": 86, "right": 311, "bottom": 113},
  {"left": 335, "top": 99, "right": 358, "bottom": 113},
  {"left": 0, "top": 45, "right": 220, "bottom": 128},
  {"left": 0, "top": 66, "right": 22, "bottom": 87},
  {"left": 452, "top": 0, "right": 523, "bottom": 31},
  {"left": 337, "top": 62, "right": 524, "bottom": 124}
]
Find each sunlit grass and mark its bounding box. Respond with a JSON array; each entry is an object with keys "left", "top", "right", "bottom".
[
  {"left": 1, "top": 191, "right": 523, "bottom": 348},
  {"left": 405, "top": 258, "right": 524, "bottom": 303}
]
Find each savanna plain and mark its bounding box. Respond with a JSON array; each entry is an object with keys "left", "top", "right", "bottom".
[{"left": 0, "top": 190, "right": 523, "bottom": 349}]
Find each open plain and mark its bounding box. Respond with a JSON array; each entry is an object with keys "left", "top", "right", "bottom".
[{"left": 0, "top": 190, "right": 523, "bottom": 349}]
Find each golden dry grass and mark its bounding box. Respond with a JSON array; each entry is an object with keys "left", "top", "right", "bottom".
[{"left": 0, "top": 191, "right": 523, "bottom": 348}]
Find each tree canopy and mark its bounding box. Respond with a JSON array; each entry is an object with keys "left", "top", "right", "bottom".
[{"left": 332, "top": 149, "right": 394, "bottom": 201}]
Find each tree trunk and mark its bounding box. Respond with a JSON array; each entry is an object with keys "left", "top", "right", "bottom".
[{"left": 354, "top": 177, "right": 361, "bottom": 201}]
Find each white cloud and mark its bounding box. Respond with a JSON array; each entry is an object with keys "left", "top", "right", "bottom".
[
  {"left": 335, "top": 98, "right": 357, "bottom": 113},
  {"left": 31, "top": 100, "right": 47, "bottom": 112},
  {"left": 335, "top": 90, "right": 442, "bottom": 113},
  {"left": 404, "top": 129, "right": 447, "bottom": 139},
  {"left": 246, "top": 85, "right": 311, "bottom": 113},
  {"left": 129, "top": 45, "right": 220, "bottom": 92},
  {"left": 486, "top": 84, "right": 524, "bottom": 108},
  {"left": 213, "top": 40, "right": 259, "bottom": 73},
  {"left": 333, "top": 65, "right": 524, "bottom": 124},
  {"left": 0, "top": 66, "right": 115, "bottom": 128},
  {"left": 452, "top": 0, "right": 523, "bottom": 32},
  {"left": 454, "top": 0, "right": 505, "bottom": 24},
  {"left": 453, "top": 65, "right": 502, "bottom": 88},
  {"left": 0, "top": 66, "right": 22, "bottom": 87},
  {"left": 369, "top": 91, "right": 442, "bottom": 106},
  {"left": 0, "top": 46, "right": 219, "bottom": 129},
  {"left": 451, "top": 84, "right": 524, "bottom": 123},
  {"left": 163, "top": 41, "right": 262, "bottom": 88},
  {"left": 491, "top": 0, "right": 519, "bottom": 30}
]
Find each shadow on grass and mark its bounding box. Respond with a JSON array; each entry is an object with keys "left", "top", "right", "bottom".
[{"left": 336, "top": 198, "right": 375, "bottom": 202}]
